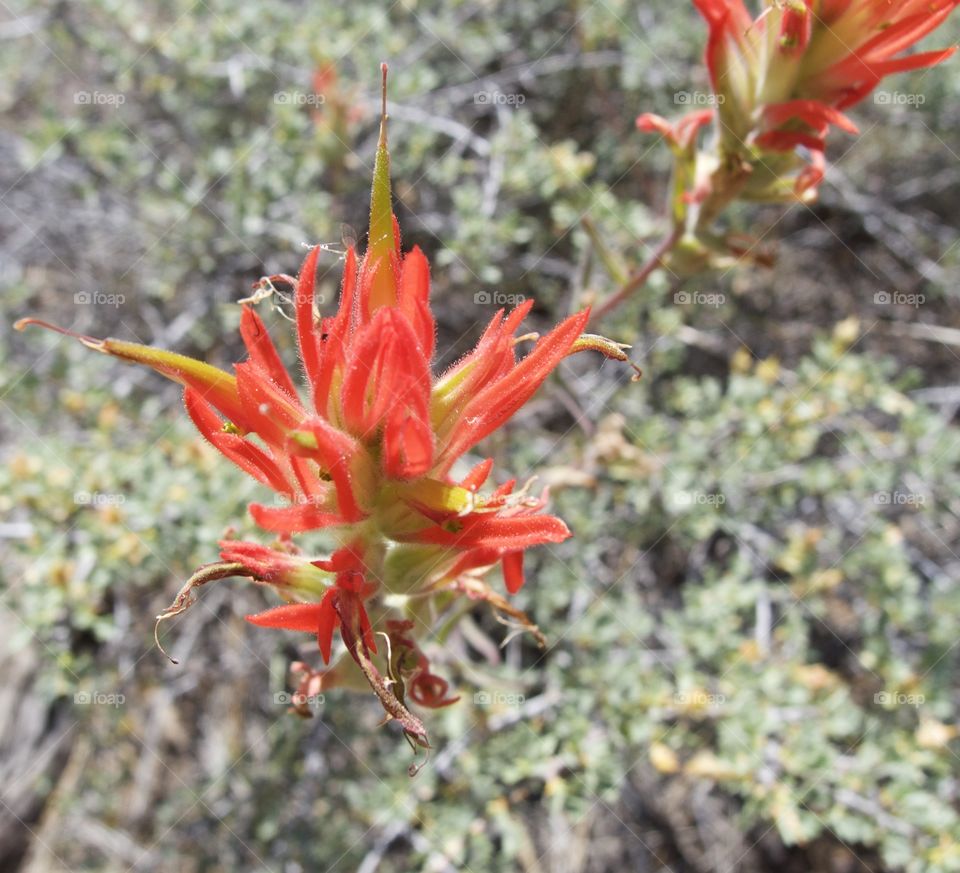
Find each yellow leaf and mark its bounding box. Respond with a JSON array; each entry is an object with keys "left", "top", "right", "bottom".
[
  {"left": 685, "top": 751, "right": 740, "bottom": 781},
  {"left": 917, "top": 719, "right": 958, "bottom": 750},
  {"left": 832, "top": 317, "right": 860, "bottom": 348},
  {"left": 650, "top": 742, "right": 680, "bottom": 774}
]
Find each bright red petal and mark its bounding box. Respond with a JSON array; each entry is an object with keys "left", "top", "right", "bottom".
[
  {"left": 184, "top": 388, "right": 293, "bottom": 494},
  {"left": 249, "top": 502, "right": 345, "bottom": 533},
  {"left": 398, "top": 246, "right": 435, "bottom": 359},
  {"left": 460, "top": 458, "right": 494, "bottom": 492},
  {"left": 235, "top": 360, "right": 304, "bottom": 447},
  {"left": 754, "top": 130, "right": 826, "bottom": 153},
  {"left": 246, "top": 602, "right": 324, "bottom": 632},
  {"left": 438, "top": 309, "right": 589, "bottom": 468},
  {"left": 383, "top": 409, "right": 434, "bottom": 480},
  {"left": 762, "top": 99, "right": 858, "bottom": 135},
  {"left": 288, "top": 416, "right": 366, "bottom": 522},
  {"left": 316, "top": 589, "right": 339, "bottom": 663},
  {"left": 239, "top": 306, "right": 298, "bottom": 398},
  {"left": 502, "top": 551, "right": 525, "bottom": 594},
  {"left": 403, "top": 513, "right": 571, "bottom": 551},
  {"left": 295, "top": 245, "right": 323, "bottom": 397},
  {"left": 220, "top": 540, "right": 297, "bottom": 582}
]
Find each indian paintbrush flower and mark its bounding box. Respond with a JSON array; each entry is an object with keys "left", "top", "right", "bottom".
[
  {"left": 635, "top": 0, "right": 959, "bottom": 273},
  {"left": 16, "top": 65, "right": 626, "bottom": 756}
]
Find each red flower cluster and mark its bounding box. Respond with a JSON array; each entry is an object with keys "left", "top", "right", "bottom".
[
  {"left": 635, "top": 0, "right": 958, "bottom": 268},
  {"left": 695, "top": 0, "right": 959, "bottom": 193},
  {"left": 17, "top": 67, "right": 623, "bottom": 749}
]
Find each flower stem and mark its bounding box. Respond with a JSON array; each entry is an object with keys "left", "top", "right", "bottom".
[{"left": 589, "top": 225, "right": 682, "bottom": 324}]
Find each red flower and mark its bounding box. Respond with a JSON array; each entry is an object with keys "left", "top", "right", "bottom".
[
  {"left": 783, "top": 0, "right": 959, "bottom": 109},
  {"left": 16, "top": 66, "right": 625, "bottom": 746},
  {"left": 220, "top": 539, "right": 377, "bottom": 664},
  {"left": 627, "top": 1, "right": 959, "bottom": 279},
  {"left": 691, "top": 0, "right": 959, "bottom": 196}
]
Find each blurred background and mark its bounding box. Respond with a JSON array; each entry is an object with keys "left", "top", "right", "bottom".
[{"left": 2, "top": 2, "right": 960, "bottom": 871}]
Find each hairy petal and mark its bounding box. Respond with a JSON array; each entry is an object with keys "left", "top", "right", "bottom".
[
  {"left": 295, "top": 245, "right": 323, "bottom": 398},
  {"left": 502, "top": 551, "right": 526, "bottom": 594},
  {"left": 437, "top": 309, "right": 590, "bottom": 469},
  {"left": 239, "top": 306, "right": 298, "bottom": 398},
  {"left": 249, "top": 502, "right": 346, "bottom": 534},
  {"left": 401, "top": 513, "right": 572, "bottom": 551},
  {"left": 184, "top": 388, "right": 293, "bottom": 495}
]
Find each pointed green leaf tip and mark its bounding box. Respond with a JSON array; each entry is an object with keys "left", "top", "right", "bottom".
[{"left": 368, "top": 62, "right": 393, "bottom": 261}]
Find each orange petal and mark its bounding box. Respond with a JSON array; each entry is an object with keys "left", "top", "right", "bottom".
[
  {"left": 184, "top": 388, "right": 292, "bottom": 494},
  {"left": 502, "top": 551, "right": 525, "bottom": 594},
  {"left": 246, "top": 602, "right": 324, "bottom": 632},
  {"left": 240, "top": 306, "right": 298, "bottom": 398},
  {"left": 249, "top": 502, "right": 345, "bottom": 533}
]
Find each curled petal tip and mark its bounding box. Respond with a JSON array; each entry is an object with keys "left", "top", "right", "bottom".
[
  {"left": 637, "top": 112, "right": 669, "bottom": 134},
  {"left": 14, "top": 317, "right": 99, "bottom": 348},
  {"left": 568, "top": 333, "right": 631, "bottom": 362}
]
